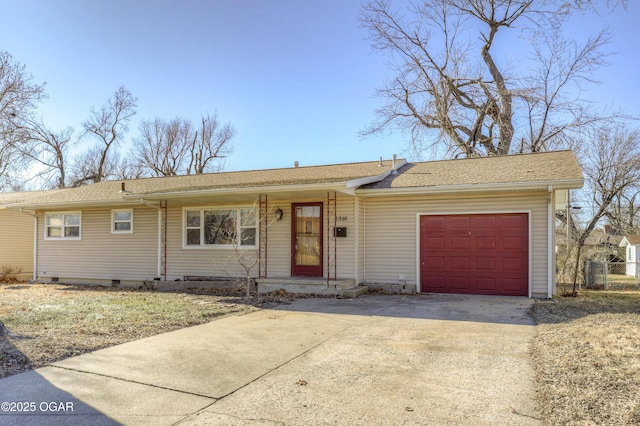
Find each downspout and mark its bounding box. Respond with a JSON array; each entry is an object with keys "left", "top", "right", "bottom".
[
  {"left": 547, "top": 186, "right": 554, "bottom": 299},
  {"left": 140, "top": 200, "right": 163, "bottom": 279},
  {"left": 20, "top": 209, "right": 38, "bottom": 282},
  {"left": 362, "top": 200, "right": 366, "bottom": 285},
  {"left": 353, "top": 196, "right": 359, "bottom": 283}
]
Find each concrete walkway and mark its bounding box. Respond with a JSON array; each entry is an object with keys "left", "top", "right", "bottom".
[{"left": 0, "top": 294, "right": 541, "bottom": 425}]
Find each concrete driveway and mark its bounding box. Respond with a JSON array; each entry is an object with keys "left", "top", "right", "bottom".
[{"left": 0, "top": 294, "right": 541, "bottom": 425}]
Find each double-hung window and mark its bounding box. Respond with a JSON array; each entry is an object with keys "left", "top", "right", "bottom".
[
  {"left": 112, "top": 209, "right": 133, "bottom": 234},
  {"left": 45, "top": 212, "right": 81, "bottom": 240},
  {"left": 185, "top": 208, "right": 257, "bottom": 248}
]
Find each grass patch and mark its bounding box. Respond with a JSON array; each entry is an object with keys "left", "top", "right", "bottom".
[
  {"left": 0, "top": 284, "right": 254, "bottom": 378},
  {"left": 532, "top": 287, "right": 640, "bottom": 425}
]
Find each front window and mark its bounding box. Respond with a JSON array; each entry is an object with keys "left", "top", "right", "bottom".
[
  {"left": 45, "top": 212, "right": 81, "bottom": 240},
  {"left": 185, "top": 208, "right": 257, "bottom": 248},
  {"left": 112, "top": 209, "right": 133, "bottom": 233}
]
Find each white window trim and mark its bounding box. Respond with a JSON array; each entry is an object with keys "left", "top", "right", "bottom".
[
  {"left": 111, "top": 209, "right": 134, "bottom": 234},
  {"left": 182, "top": 207, "right": 258, "bottom": 249},
  {"left": 44, "top": 211, "right": 82, "bottom": 241}
]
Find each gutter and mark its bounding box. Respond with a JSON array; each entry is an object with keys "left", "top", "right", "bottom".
[
  {"left": 123, "top": 181, "right": 359, "bottom": 201},
  {"left": 547, "top": 185, "right": 554, "bottom": 299},
  {"left": 355, "top": 178, "right": 584, "bottom": 197},
  {"left": 6, "top": 198, "right": 140, "bottom": 211}
]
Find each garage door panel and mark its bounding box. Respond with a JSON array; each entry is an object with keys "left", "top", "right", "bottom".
[
  {"left": 502, "top": 215, "right": 527, "bottom": 228},
  {"left": 476, "top": 277, "right": 496, "bottom": 290},
  {"left": 475, "top": 216, "right": 496, "bottom": 229},
  {"left": 420, "top": 213, "right": 528, "bottom": 296},
  {"left": 423, "top": 217, "right": 445, "bottom": 231},
  {"left": 502, "top": 278, "right": 527, "bottom": 292},
  {"left": 476, "top": 257, "right": 496, "bottom": 270},
  {"left": 426, "top": 256, "right": 446, "bottom": 269},
  {"left": 450, "top": 217, "right": 470, "bottom": 231},
  {"left": 451, "top": 236, "right": 470, "bottom": 249},
  {"left": 425, "top": 276, "right": 446, "bottom": 289},
  {"left": 450, "top": 277, "right": 471, "bottom": 290},
  {"left": 450, "top": 256, "right": 470, "bottom": 269},
  {"left": 425, "top": 236, "right": 445, "bottom": 249},
  {"left": 502, "top": 256, "right": 526, "bottom": 271},
  {"left": 476, "top": 236, "right": 496, "bottom": 250},
  {"left": 502, "top": 236, "right": 527, "bottom": 250}
]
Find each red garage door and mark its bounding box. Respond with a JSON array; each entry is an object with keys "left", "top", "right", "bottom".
[{"left": 420, "top": 213, "right": 529, "bottom": 296}]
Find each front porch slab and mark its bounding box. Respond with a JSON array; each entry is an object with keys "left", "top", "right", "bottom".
[{"left": 256, "top": 277, "right": 368, "bottom": 297}]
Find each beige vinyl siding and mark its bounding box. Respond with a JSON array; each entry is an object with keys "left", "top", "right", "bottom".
[
  {"left": 165, "top": 196, "right": 358, "bottom": 280},
  {"left": 336, "top": 197, "right": 357, "bottom": 279},
  {"left": 166, "top": 203, "right": 260, "bottom": 279},
  {"left": 0, "top": 210, "right": 34, "bottom": 277},
  {"left": 264, "top": 203, "right": 291, "bottom": 278},
  {"left": 37, "top": 207, "right": 158, "bottom": 281},
  {"left": 362, "top": 191, "right": 550, "bottom": 296}
]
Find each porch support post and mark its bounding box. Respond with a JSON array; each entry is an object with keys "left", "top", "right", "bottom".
[
  {"left": 259, "top": 195, "right": 268, "bottom": 278},
  {"left": 327, "top": 191, "right": 337, "bottom": 282},
  {"left": 160, "top": 200, "right": 167, "bottom": 280}
]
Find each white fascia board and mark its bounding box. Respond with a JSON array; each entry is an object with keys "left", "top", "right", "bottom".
[
  {"left": 355, "top": 179, "right": 584, "bottom": 197},
  {"left": 123, "top": 182, "right": 351, "bottom": 201},
  {"left": 6, "top": 198, "right": 136, "bottom": 211}
]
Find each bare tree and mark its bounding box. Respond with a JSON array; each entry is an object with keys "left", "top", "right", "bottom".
[
  {"left": 569, "top": 125, "right": 640, "bottom": 291},
  {"left": 74, "top": 86, "right": 136, "bottom": 185},
  {"left": 133, "top": 112, "right": 234, "bottom": 177},
  {"left": 187, "top": 113, "right": 234, "bottom": 175},
  {"left": 604, "top": 183, "right": 640, "bottom": 235},
  {"left": 360, "top": 0, "right": 624, "bottom": 158},
  {"left": 16, "top": 117, "right": 74, "bottom": 189},
  {"left": 0, "top": 51, "right": 46, "bottom": 189},
  {"left": 134, "top": 117, "right": 193, "bottom": 176},
  {"left": 218, "top": 202, "right": 277, "bottom": 298}
]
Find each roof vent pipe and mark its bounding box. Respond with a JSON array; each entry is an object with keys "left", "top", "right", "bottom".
[
  {"left": 379, "top": 156, "right": 383, "bottom": 167},
  {"left": 294, "top": 161, "right": 299, "bottom": 168},
  {"left": 392, "top": 154, "right": 398, "bottom": 174},
  {"left": 120, "top": 182, "right": 126, "bottom": 193}
]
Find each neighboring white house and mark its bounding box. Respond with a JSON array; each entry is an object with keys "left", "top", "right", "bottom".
[
  {"left": 2, "top": 151, "right": 583, "bottom": 298},
  {"left": 619, "top": 235, "right": 640, "bottom": 277}
]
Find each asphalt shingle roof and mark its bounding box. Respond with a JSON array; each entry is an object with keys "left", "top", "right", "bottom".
[
  {"left": 3, "top": 159, "right": 400, "bottom": 206},
  {"left": 1, "top": 151, "right": 583, "bottom": 208},
  {"left": 360, "top": 150, "right": 582, "bottom": 190},
  {"left": 623, "top": 235, "right": 640, "bottom": 245}
]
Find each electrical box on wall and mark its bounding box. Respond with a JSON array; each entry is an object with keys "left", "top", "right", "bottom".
[{"left": 335, "top": 227, "right": 347, "bottom": 237}]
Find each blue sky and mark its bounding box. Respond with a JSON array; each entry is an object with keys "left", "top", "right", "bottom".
[{"left": 1, "top": 1, "right": 638, "bottom": 172}]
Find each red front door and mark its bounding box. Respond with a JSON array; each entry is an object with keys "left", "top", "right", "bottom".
[{"left": 291, "top": 203, "right": 323, "bottom": 277}]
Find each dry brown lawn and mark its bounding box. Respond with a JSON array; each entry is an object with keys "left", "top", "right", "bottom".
[
  {"left": 532, "top": 287, "right": 640, "bottom": 425},
  {"left": 0, "top": 283, "right": 259, "bottom": 378},
  {"left": 3, "top": 283, "right": 640, "bottom": 424}
]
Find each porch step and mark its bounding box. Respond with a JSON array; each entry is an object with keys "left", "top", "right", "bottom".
[
  {"left": 256, "top": 278, "right": 368, "bottom": 297},
  {"left": 341, "top": 285, "right": 370, "bottom": 298}
]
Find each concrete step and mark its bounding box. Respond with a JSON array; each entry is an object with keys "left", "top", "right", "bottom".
[
  {"left": 256, "top": 278, "right": 366, "bottom": 297},
  {"left": 341, "top": 285, "right": 370, "bottom": 298}
]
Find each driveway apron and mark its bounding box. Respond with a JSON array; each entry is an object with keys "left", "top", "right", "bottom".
[{"left": 0, "top": 294, "right": 540, "bottom": 425}]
